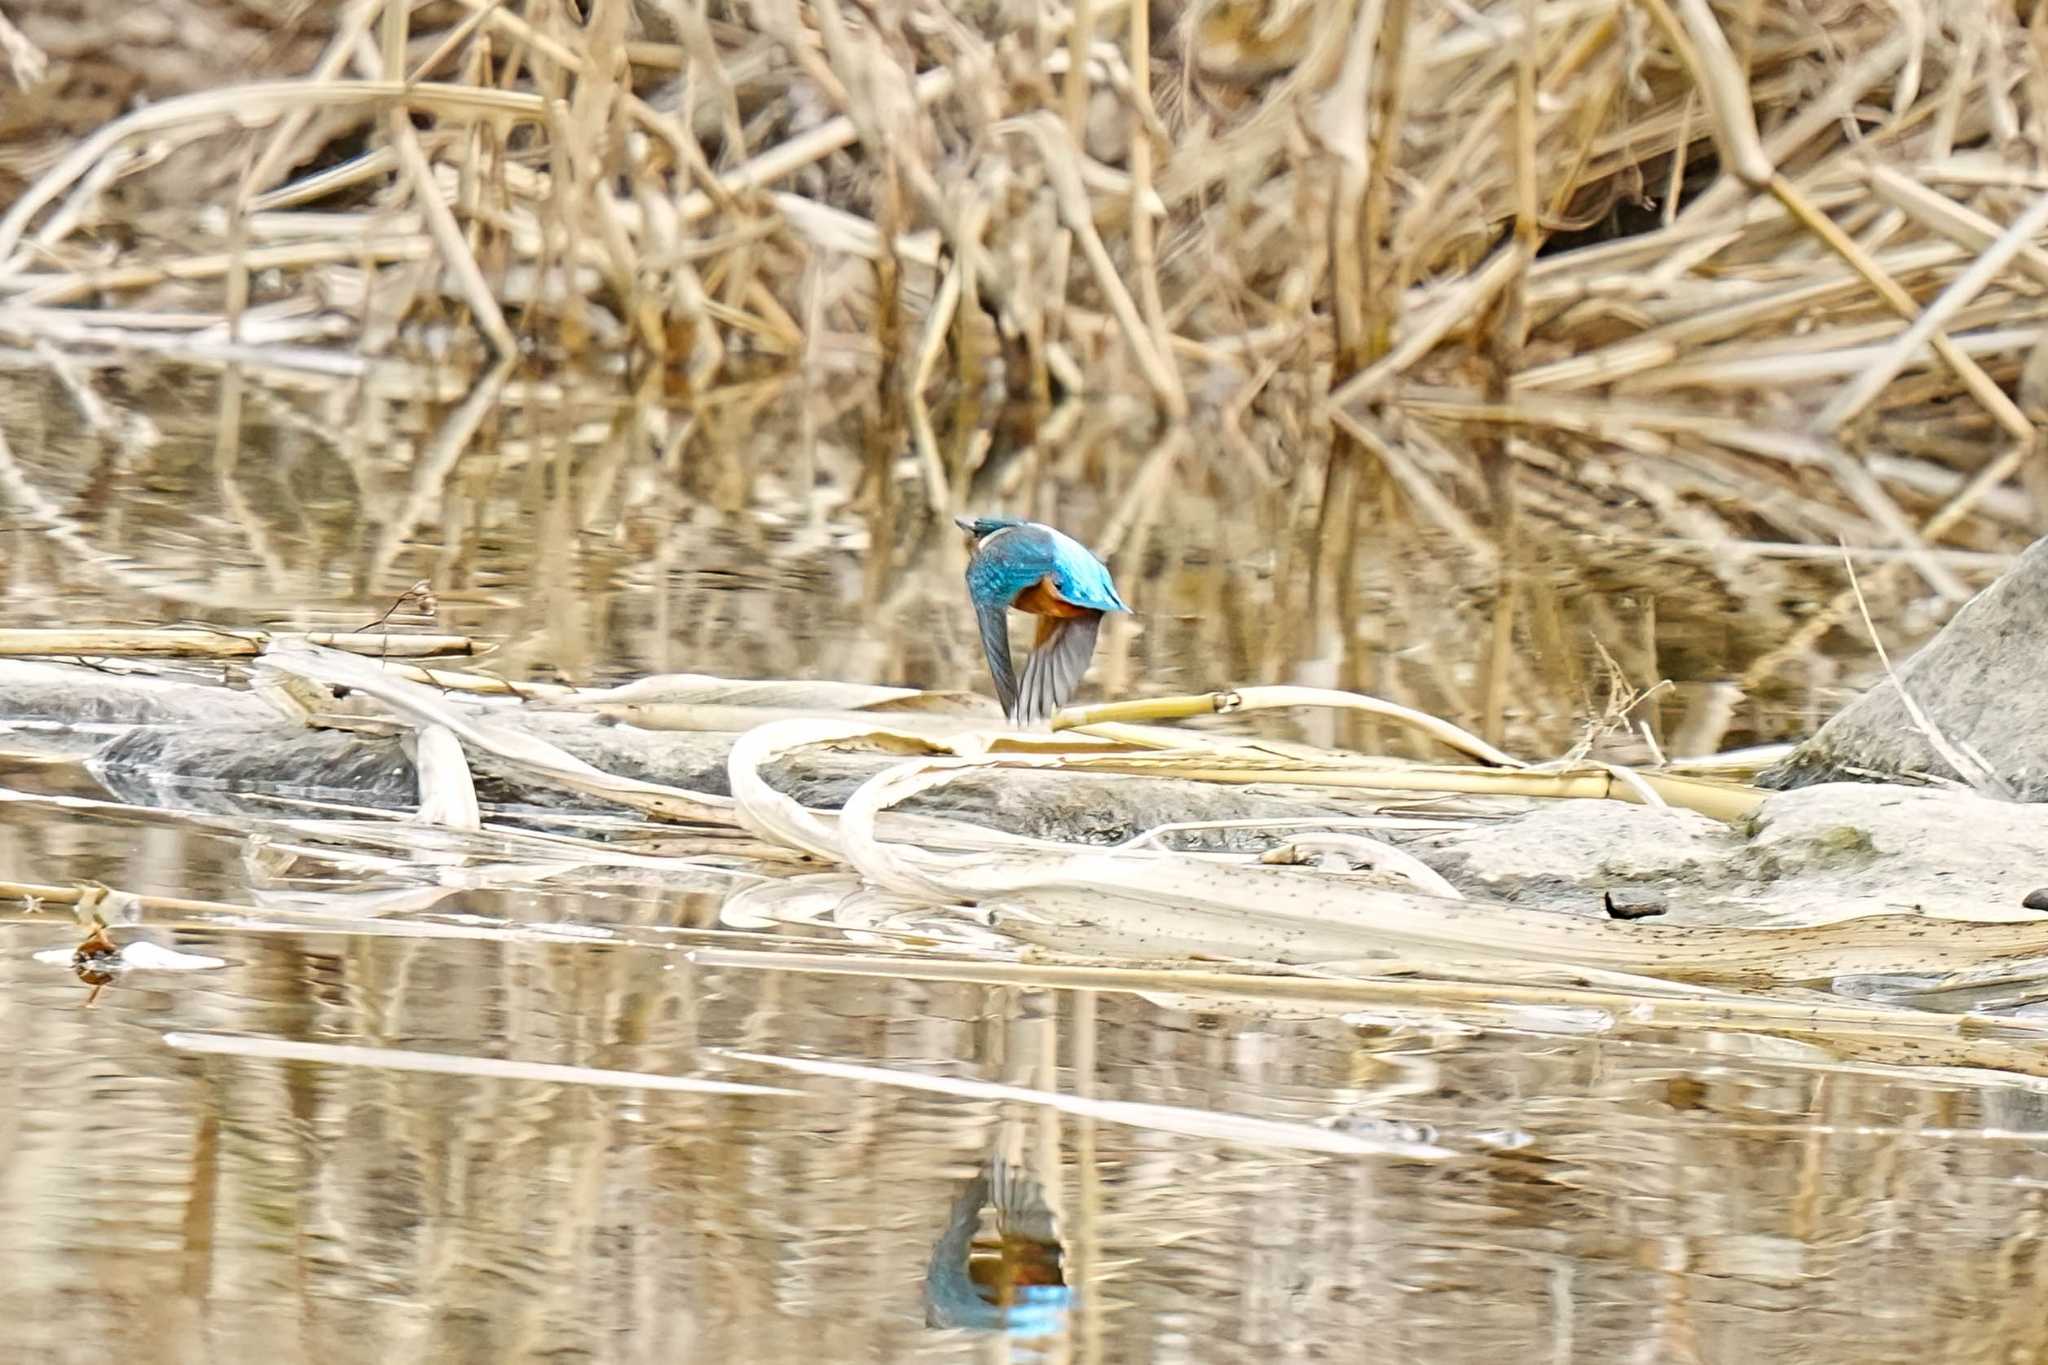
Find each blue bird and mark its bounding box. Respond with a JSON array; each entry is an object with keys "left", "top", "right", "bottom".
[
  {"left": 922, "top": 1155, "right": 1074, "bottom": 1338},
  {"left": 955, "top": 515, "right": 1131, "bottom": 726}
]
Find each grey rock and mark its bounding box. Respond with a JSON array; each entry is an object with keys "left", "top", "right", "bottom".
[
  {"left": 1420, "top": 801, "right": 1730, "bottom": 914},
  {"left": 1758, "top": 533, "right": 2048, "bottom": 798},
  {"left": 0, "top": 658, "right": 277, "bottom": 759},
  {"left": 33, "top": 661, "right": 2048, "bottom": 923},
  {"left": 1411, "top": 783, "right": 2048, "bottom": 926},
  {"left": 1729, "top": 783, "right": 2048, "bottom": 920},
  {"left": 91, "top": 724, "right": 417, "bottom": 812}
]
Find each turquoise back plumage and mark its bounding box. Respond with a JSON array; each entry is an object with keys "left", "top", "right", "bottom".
[
  {"left": 965, "top": 522, "right": 1130, "bottom": 614},
  {"left": 958, "top": 514, "right": 1129, "bottom": 724}
]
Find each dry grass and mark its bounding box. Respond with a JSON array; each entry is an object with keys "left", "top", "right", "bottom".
[{"left": 3, "top": 0, "right": 2047, "bottom": 754}]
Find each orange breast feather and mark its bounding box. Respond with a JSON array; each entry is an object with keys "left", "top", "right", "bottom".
[{"left": 1012, "top": 576, "right": 1091, "bottom": 619}]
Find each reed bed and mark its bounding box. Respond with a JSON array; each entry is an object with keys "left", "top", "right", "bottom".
[{"left": 3, "top": 0, "right": 2047, "bottom": 755}]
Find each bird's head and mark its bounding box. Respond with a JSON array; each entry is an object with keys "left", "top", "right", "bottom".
[{"left": 954, "top": 515, "right": 1026, "bottom": 543}]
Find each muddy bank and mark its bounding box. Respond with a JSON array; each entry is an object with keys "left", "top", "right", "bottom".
[{"left": 78, "top": 719, "right": 2048, "bottom": 927}]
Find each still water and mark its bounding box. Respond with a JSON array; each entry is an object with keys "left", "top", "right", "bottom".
[
  {"left": 7, "top": 798, "right": 2047, "bottom": 1364},
  {"left": 3, "top": 364, "right": 2045, "bottom": 1363}
]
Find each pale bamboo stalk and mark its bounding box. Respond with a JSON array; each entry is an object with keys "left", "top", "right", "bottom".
[
  {"left": 0, "top": 628, "right": 483, "bottom": 659},
  {"left": 1058, "top": 683, "right": 1524, "bottom": 767}
]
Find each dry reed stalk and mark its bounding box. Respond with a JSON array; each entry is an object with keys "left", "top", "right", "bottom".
[
  {"left": 0, "top": 8, "right": 46, "bottom": 90},
  {"left": 0, "top": 627, "right": 481, "bottom": 658},
  {"left": 6, "top": 0, "right": 2048, "bottom": 753}
]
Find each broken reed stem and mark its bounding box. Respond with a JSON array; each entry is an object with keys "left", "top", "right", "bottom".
[
  {"left": 1064, "top": 0, "right": 1095, "bottom": 138},
  {"left": 0, "top": 80, "right": 548, "bottom": 270},
  {"left": 1058, "top": 683, "right": 1524, "bottom": 767},
  {"left": 0, "top": 9, "right": 47, "bottom": 90},
  {"left": 1816, "top": 186, "right": 2048, "bottom": 433},
  {"left": 2, "top": 878, "right": 281, "bottom": 926},
  {"left": 1126, "top": 0, "right": 1169, "bottom": 367},
  {"left": 1478, "top": 0, "right": 1539, "bottom": 746},
  {"left": 1768, "top": 174, "right": 2034, "bottom": 443},
  {"left": 1065, "top": 755, "right": 1763, "bottom": 822},
  {"left": 0, "top": 629, "right": 484, "bottom": 659},
  {"left": 1741, "top": 438, "right": 2035, "bottom": 693}
]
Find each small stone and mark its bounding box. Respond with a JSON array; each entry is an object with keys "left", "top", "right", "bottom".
[
  {"left": 2023, "top": 889, "right": 2048, "bottom": 912},
  {"left": 1603, "top": 890, "right": 1668, "bottom": 920}
]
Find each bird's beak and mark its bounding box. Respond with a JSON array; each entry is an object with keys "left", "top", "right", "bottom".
[{"left": 952, "top": 515, "right": 976, "bottom": 534}]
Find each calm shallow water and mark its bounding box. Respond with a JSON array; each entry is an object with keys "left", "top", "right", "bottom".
[
  {"left": 5, "top": 807, "right": 2048, "bottom": 1363},
  {"left": 4, "top": 364, "right": 2048, "bottom": 1362}
]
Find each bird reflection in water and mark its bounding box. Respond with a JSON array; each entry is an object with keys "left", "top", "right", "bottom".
[
  {"left": 923, "top": 1154, "right": 1074, "bottom": 1339},
  {"left": 69, "top": 924, "right": 120, "bottom": 1007}
]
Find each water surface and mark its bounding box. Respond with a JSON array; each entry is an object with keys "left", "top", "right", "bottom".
[{"left": 3, "top": 364, "right": 2045, "bottom": 1363}]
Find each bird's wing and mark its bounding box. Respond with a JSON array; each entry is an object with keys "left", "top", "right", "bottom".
[
  {"left": 975, "top": 597, "right": 1021, "bottom": 719},
  {"left": 1015, "top": 611, "right": 1102, "bottom": 725},
  {"left": 986, "top": 1155, "right": 1062, "bottom": 1247}
]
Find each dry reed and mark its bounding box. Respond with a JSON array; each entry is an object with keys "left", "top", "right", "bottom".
[{"left": 4, "top": 0, "right": 2048, "bottom": 754}]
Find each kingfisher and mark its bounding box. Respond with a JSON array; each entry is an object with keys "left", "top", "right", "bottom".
[
  {"left": 923, "top": 1154, "right": 1073, "bottom": 1337},
  {"left": 955, "top": 515, "right": 1131, "bottom": 726}
]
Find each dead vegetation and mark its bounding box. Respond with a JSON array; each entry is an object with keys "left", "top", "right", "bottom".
[
  {"left": 1, "top": 0, "right": 2046, "bottom": 755},
  {"left": 11, "top": 632, "right": 2048, "bottom": 1074}
]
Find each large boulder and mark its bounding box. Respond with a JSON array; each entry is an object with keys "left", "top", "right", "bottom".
[{"left": 1758, "top": 534, "right": 2048, "bottom": 798}]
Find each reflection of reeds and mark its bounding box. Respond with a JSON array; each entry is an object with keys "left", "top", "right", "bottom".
[
  {"left": 3, "top": 1, "right": 2045, "bottom": 752},
  {"left": 7, "top": 628, "right": 2048, "bottom": 1351}
]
